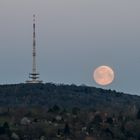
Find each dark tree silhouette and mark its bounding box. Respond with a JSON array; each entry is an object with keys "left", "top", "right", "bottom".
[
  {"left": 137, "top": 109, "right": 140, "bottom": 119},
  {"left": 64, "top": 123, "right": 70, "bottom": 136},
  {"left": 106, "top": 117, "right": 113, "bottom": 124}
]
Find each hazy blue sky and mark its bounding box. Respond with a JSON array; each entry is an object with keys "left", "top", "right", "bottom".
[{"left": 0, "top": 0, "right": 140, "bottom": 95}]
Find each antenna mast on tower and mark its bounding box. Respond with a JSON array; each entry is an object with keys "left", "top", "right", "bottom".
[{"left": 26, "top": 15, "right": 42, "bottom": 83}]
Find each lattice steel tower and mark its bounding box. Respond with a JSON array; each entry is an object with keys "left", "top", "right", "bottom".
[{"left": 26, "top": 15, "right": 42, "bottom": 83}]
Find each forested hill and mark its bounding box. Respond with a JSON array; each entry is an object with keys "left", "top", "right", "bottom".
[{"left": 0, "top": 83, "right": 139, "bottom": 110}]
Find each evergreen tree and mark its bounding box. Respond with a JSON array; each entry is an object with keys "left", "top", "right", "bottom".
[
  {"left": 137, "top": 109, "right": 140, "bottom": 119},
  {"left": 64, "top": 123, "right": 70, "bottom": 136}
]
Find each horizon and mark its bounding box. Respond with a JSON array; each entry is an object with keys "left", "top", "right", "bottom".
[{"left": 0, "top": 82, "right": 138, "bottom": 96}]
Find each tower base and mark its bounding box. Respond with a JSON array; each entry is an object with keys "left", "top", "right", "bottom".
[{"left": 26, "top": 80, "right": 43, "bottom": 84}]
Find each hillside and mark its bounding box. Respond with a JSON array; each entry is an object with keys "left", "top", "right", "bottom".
[
  {"left": 0, "top": 83, "right": 140, "bottom": 140},
  {"left": 0, "top": 83, "right": 139, "bottom": 110}
]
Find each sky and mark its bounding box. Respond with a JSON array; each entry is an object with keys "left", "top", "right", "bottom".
[{"left": 0, "top": 0, "right": 140, "bottom": 95}]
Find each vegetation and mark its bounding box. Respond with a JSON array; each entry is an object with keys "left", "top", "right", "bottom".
[{"left": 0, "top": 83, "right": 139, "bottom": 139}]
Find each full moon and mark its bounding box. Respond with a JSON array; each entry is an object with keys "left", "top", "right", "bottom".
[{"left": 93, "top": 65, "right": 115, "bottom": 86}]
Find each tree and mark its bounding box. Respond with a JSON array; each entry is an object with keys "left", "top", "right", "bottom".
[
  {"left": 72, "top": 107, "right": 80, "bottom": 115},
  {"left": 94, "top": 115, "right": 102, "bottom": 125},
  {"left": 106, "top": 117, "right": 113, "bottom": 125},
  {"left": 52, "top": 105, "right": 60, "bottom": 112},
  {"left": 0, "top": 127, "right": 5, "bottom": 135},
  {"left": 136, "top": 109, "right": 140, "bottom": 119},
  {"left": 3, "top": 122, "right": 11, "bottom": 137},
  {"left": 64, "top": 123, "right": 70, "bottom": 136}
]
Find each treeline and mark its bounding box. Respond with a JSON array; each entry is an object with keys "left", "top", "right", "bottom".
[{"left": 0, "top": 83, "right": 139, "bottom": 111}]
